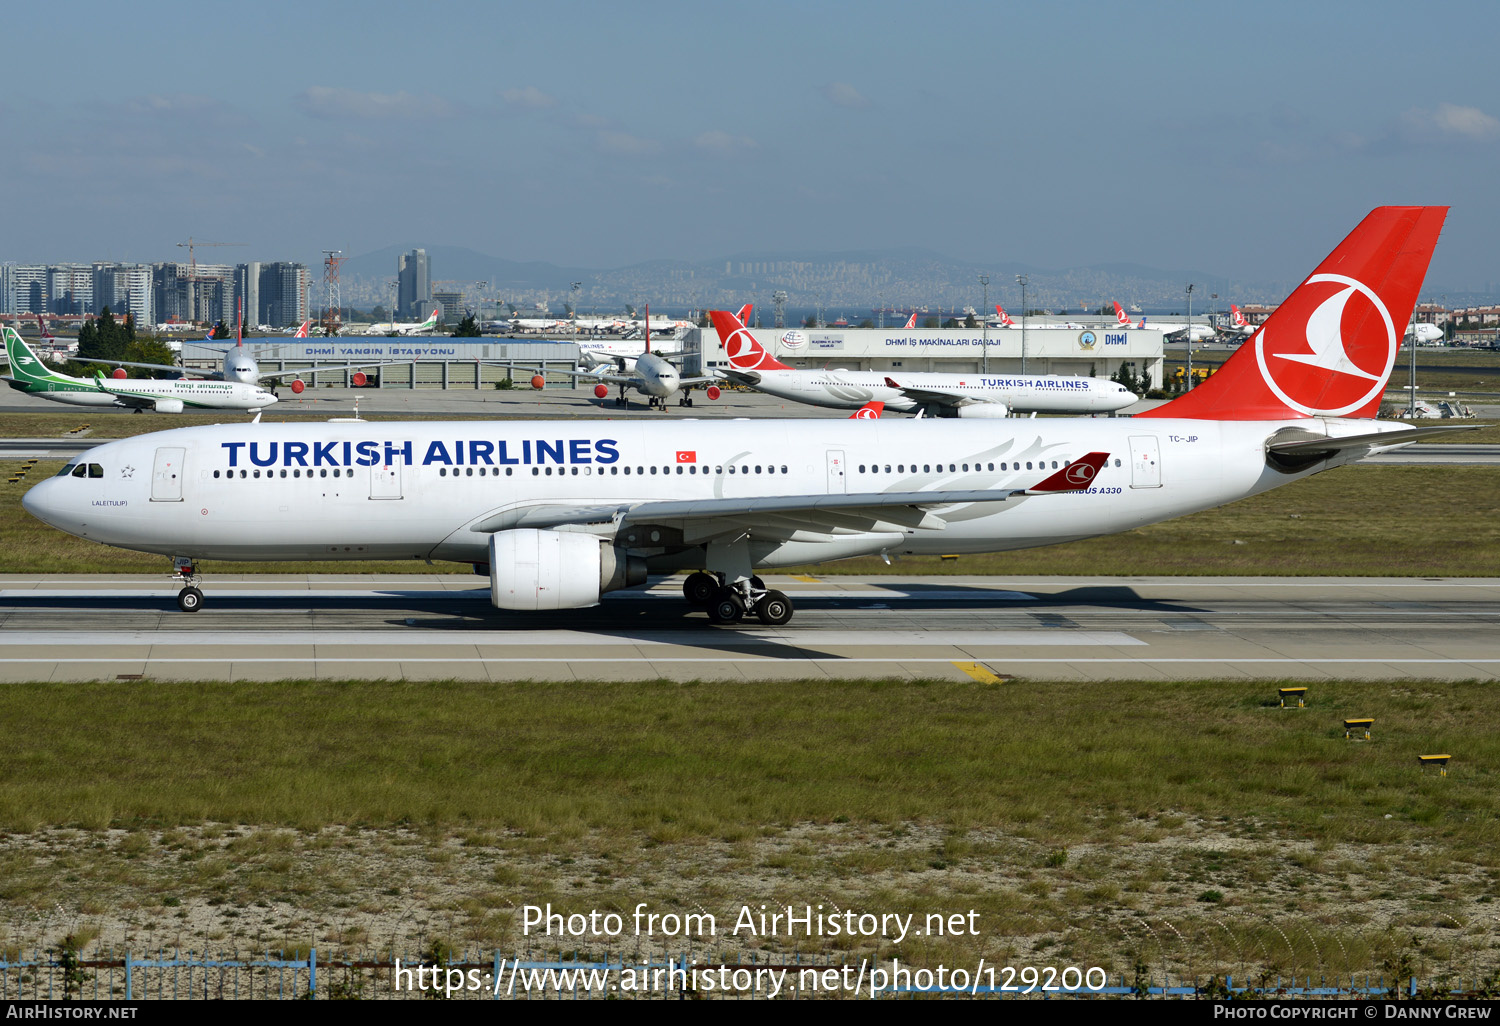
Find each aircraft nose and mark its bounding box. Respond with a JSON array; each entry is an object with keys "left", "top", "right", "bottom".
[{"left": 21, "top": 477, "right": 73, "bottom": 532}]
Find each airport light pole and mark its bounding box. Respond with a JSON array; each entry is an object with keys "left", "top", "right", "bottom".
[
  {"left": 1016, "top": 274, "right": 1029, "bottom": 374},
  {"left": 979, "top": 274, "right": 990, "bottom": 375},
  {"left": 876, "top": 293, "right": 883, "bottom": 329},
  {"left": 1185, "top": 283, "right": 1195, "bottom": 391},
  {"left": 571, "top": 282, "right": 581, "bottom": 334}
]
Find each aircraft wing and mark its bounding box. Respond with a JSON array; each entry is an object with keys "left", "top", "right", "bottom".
[
  {"left": 487, "top": 363, "right": 641, "bottom": 386},
  {"left": 881, "top": 376, "right": 976, "bottom": 408},
  {"left": 90, "top": 376, "right": 162, "bottom": 410},
  {"left": 77, "top": 357, "right": 208, "bottom": 378},
  {"left": 470, "top": 453, "right": 1111, "bottom": 538},
  {"left": 253, "top": 360, "right": 420, "bottom": 382}
]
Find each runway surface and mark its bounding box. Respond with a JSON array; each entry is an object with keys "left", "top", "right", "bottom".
[{"left": 1, "top": 574, "right": 1497, "bottom": 683}]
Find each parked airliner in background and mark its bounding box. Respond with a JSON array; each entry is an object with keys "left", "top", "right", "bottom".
[
  {"left": 1407, "top": 321, "right": 1444, "bottom": 344},
  {"left": 3, "top": 329, "right": 276, "bottom": 413},
  {"left": 364, "top": 308, "right": 439, "bottom": 336},
  {"left": 23, "top": 207, "right": 1464, "bottom": 627},
  {"left": 710, "top": 310, "right": 1136, "bottom": 417}
]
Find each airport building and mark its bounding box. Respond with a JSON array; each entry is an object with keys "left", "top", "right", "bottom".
[
  {"left": 174, "top": 324, "right": 1164, "bottom": 391},
  {"left": 179, "top": 337, "right": 581, "bottom": 388},
  {"left": 682, "top": 325, "right": 1165, "bottom": 388}
]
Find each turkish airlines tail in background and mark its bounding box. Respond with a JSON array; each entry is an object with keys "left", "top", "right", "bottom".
[
  {"left": 1114, "top": 301, "right": 1133, "bottom": 327},
  {"left": 994, "top": 305, "right": 1015, "bottom": 326},
  {"left": 1231, "top": 304, "right": 1248, "bottom": 328},
  {"left": 1137, "top": 206, "right": 1447, "bottom": 421},
  {"left": 709, "top": 311, "right": 795, "bottom": 371},
  {"left": 294, "top": 320, "right": 310, "bottom": 338},
  {"left": 904, "top": 312, "right": 917, "bottom": 329}
]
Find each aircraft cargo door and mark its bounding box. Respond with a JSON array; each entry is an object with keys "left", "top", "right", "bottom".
[
  {"left": 826, "top": 450, "right": 847, "bottom": 493},
  {"left": 150, "top": 447, "right": 185, "bottom": 502},
  {"left": 1128, "top": 435, "right": 1161, "bottom": 488},
  {"left": 370, "top": 462, "right": 403, "bottom": 500}
]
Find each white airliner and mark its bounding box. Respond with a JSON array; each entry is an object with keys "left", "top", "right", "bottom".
[
  {"left": 23, "top": 207, "right": 1464, "bottom": 627},
  {"left": 1115, "top": 301, "right": 1217, "bottom": 342},
  {"left": 3, "top": 329, "right": 276, "bottom": 413},
  {"left": 1220, "top": 304, "right": 1256, "bottom": 338},
  {"left": 1407, "top": 321, "right": 1444, "bottom": 344},
  {"left": 88, "top": 307, "right": 418, "bottom": 394},
  {"left": 710, "top": 310, "right": 1136, "bottom": 417},
  {"left": 364, "top": 308, "right": 440, "bottom": 336}
]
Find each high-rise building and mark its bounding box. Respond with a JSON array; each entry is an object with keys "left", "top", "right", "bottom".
[
  {"left": 235, "top": 263, "right": 262, "bottom": 329},
  {"left": 259, "top": 262, "right": 309, "bottom": 328},
  {"left": 91, "top": 263, "right": 153, "bottom": 326},
  {"left": 47, "top": 264, "right": 94, "bottom": 315},
  {"left": 398, "top": 248, "right": 430, "bottom": 319},
  {"left": 432, "top": 288, "right": 464, "bottom": 323}
]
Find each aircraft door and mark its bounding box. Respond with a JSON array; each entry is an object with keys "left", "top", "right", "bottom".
[
  {"left": 150, "top": 447, "right": 185, "bottom": 502},
  {"left": 826, "top": 450, "right": 847, "bottom": 493},
  {"left": 370, "top": 462, "right": 403, "bottom": 500},
  {"left": 1128, "top": 435, "right": 1162, "bottom": 488}
]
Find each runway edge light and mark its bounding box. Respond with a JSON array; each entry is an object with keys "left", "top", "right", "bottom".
[{"left": 1278, "top": 686, "right": 1307, "bottom": 709}]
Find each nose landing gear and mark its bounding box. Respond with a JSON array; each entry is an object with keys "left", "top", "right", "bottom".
[{"left": 172, "top": 556, "right": 203, "bottom": 612}]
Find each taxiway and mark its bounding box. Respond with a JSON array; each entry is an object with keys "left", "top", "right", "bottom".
[{"left": 1, "top": 575, "right": 1496, "bottom": 683}]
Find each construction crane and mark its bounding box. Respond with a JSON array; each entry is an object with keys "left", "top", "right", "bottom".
[{"left": 176, "top": 238, "right": 245, "bottom": 324}]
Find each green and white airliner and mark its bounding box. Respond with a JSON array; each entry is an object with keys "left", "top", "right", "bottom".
[{"left": 2, "top": 329, "right": 277, "bottom": 413}]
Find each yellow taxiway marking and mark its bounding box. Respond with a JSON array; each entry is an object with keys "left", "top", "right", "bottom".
[
  {"left": 791, "top": 574, "right": 822, "bottom": 583},
  {"left": 953, "top": 661, "right": 1003, "bottom": 683}
]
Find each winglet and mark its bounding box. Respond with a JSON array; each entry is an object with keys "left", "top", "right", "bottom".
[
  {"left": 1023, "top": 452, "right": 1110, "bottom": 495},
  {"left": 883, "top": 375, "right": 901, "bottom": 389}
]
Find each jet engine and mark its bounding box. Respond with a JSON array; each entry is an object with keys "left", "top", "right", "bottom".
[
  {"left": 151, "top": 398, "right": 185, "bottom": 414},
  {"left": 290, "top": 379, "right": 305, "bottom": 394},
  {"left": 953, "top": 403, "right": 1010, "bottom": 419},
  {"left": 488, "top": 529, "right": 646, "bottom": 610}
]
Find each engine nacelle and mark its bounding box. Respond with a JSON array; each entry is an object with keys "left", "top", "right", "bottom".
[
  {"left": 151, "top": 398, "right": 185, "bottom": 414},
  {"left": 290, "top": 379, "right": 306, "bottom": 394},
  {"left": 953, "top": 403, "right": 1010, "bottom": 419},
  {"left": 488, "top": 529, "right": 646, "bottom": 610}
]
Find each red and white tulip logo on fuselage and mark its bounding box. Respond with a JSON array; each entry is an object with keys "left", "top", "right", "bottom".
[
  {"left": 1063, "top": 462, "right": 1096, "bottom": 486},
  {"left": 1254, "top": 273, "right": 1397, "bottom": 417}
]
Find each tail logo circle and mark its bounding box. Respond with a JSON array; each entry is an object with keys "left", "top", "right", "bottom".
[
  {"left": 725, "top": 327, "right": 771, "bottom": 369},
  {"left": 1254, "top": 273, "right": 1396, "bottom": 416}
]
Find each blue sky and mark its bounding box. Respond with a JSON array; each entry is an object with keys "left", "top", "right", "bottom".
[{"left": 5, "top": 0, "right": 1497, "bottom": 292}]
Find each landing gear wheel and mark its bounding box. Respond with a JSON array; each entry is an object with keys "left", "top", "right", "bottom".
[
  {"left": 177, "top": 586, "right": 203, "bottom": 613},
  {"left": 683, "top": 572, "right": 719, "bottom": 607},
  {"left": 754, "top": 590, "right": 794, "bottom": 626},
  {"left": 706, "top": 588, "right": 745, "bottom": 624}
]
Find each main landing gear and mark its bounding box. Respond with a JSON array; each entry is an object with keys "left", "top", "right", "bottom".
[
  {"left": 172, "top": 556, "right": 203, "bottom": 612},
  {"left": 682, "top": 572, "right": 793, "bottom": 626}
]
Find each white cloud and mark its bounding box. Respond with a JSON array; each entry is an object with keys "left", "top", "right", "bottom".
[
  {"left": 597, "top": 130, "right": 658, "bottom": 156},
  {"left": 296, "top": 87, "right": 456, "bottom": 121},
  {"left": 1429, "top": 103, "right": 1500, "bottom": 141},
  {"left": 695, "top": 130, "right": 756, "bottom": 155},
  {"left": 502, "top": 86, "right": 557, "bottom": 110},
  {"left": 822, "top": 82, "right": 870, "bottom": 109}
]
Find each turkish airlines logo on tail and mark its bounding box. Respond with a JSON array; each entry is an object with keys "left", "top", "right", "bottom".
[
  {"left": 1254, "top": 273, "right": 1396, "bottom": 417},
  {"left": 1231, "top": 305, "right": 1247, "bottom": 327},
  {"left": 1114, "top": 302, "right": 1132, "bottom": 326},
  {"left": 724, "top": 326, "right": 775, "bottom": 369}
]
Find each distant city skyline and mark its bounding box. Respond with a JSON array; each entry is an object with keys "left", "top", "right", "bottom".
[{"left": 2, "top": 1, "right": 1497, "bottom": 297}]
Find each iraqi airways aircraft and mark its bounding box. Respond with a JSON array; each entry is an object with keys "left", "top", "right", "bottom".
[
  {"left": 2, "top": 329, "right": 276, "bottom": 413},
  {"left": 709, "top": 310, "right": 1136, "bottom": 417},
  {"left": 23, "top": 207, "right": 1465, "bottom": 625},
  {"left": 364, "top": 308, "right": 440, "bottom": 336}
]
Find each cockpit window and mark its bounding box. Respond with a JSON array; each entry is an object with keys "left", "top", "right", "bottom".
[
  {"left": 71, "top": 464, "right": 87, "bottom": 478},
  {"left": 88, "top": 464, "right": 103, "bottom": 478},
  {"left": 57, "top": 463, "right": 77, "bottom": 477}
]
